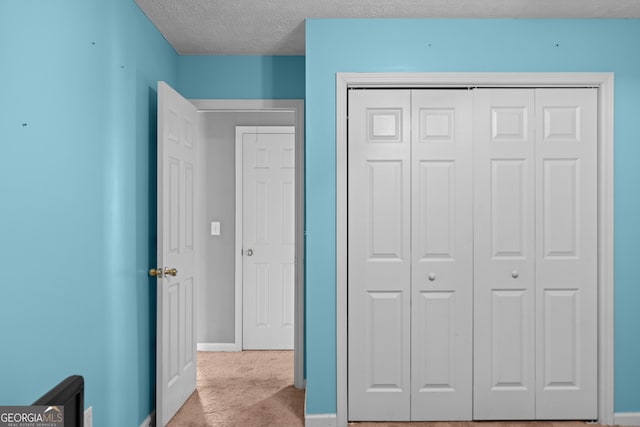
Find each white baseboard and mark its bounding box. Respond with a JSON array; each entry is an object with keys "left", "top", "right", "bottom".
[
  {"left": 84, "top": 406, "right": 92, "bottom": 427},
  {"left": 614, "top": 412, "right": 640, "bottom": 426},
  {"left": 197, "top": 342, "right": 240, "bottom": 352},
  {"left": 304, "top": 391, "right": 337, "bottom": 427},
  {"left": 305, "top": 413, "right": 337, "bottom": 427},
  {"left": 139, "top": 410, "right": 155, "bottom": 427}
]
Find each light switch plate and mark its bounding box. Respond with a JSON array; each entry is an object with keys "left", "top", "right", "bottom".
[{"left": 210, "top": 221, "right": 221, "bottom": 236}]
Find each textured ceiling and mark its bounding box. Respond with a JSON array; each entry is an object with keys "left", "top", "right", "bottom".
[{"left": 134, "top": 0, "right": 640, "bottom": 55}]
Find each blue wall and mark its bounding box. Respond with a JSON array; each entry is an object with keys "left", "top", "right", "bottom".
[
  {"left": 178, "top": 55, "right": 305, "bottom": 99},
  {"left": 0, "top": 1, "right": 178, "bottom": 425},
  {"left": 305, "top": 19, "right": 640, "bottom": 415}
]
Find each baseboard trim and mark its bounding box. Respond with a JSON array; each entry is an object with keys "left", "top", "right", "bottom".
[
  {"left": 139, "top": 411, "right": 155, "bottom": 427},
  {"left": 614, "top": 412, "right": 640, "bottom": 426},
  {"left": 197, "top": 342, "right": 240, "bottom": 352},
  {"left": 305, "top": 413, "right": 337, "bottom": 427},
  {"left": 305, "top": 391, "right": 337, "bottom": 427}
]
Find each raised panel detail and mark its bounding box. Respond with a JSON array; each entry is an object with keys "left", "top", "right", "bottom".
[
  {"left": 184, "top": 163, "right": 194, "bottom": 251},
  {"left": 544, "top": 159, "right": 579, "bottom": 259},
  {"left": 281, "top": 147, "right": 295, "bottom": 169},
  {"left": 368, "top": 291, "right": 405, "bottom": 391},
  {"left": 167, "top": 108, "right": 179, "bottom": 146},
  {"left": 491, "top": 290, "right": 528, "bottom": 390},
  {"left": 255, "top": 263, "right": 270, "bottom": 327},
  {"left": 491, "top": 160, "right": 527, "bottom": 258},
  {"left": 419, "top": 108, "right": 454, "bottom": 143},
  {"left": 282, "top": 181, "right": 295, "bottom": 244},
  {"left": 544, "top": 107, "right": 580, "bottom": 142},
  {"left": 368, "top": 161, "right": 404, "bottom": 260},
  {"left": 543, "top": 289, "right": 579, "bottom": 390},
  {"left": 491, "top": 107, "right": 527, "bottom": 141},
  {"left": 169, "top": 157, "right": 180, "bottom": 254},
  {"left": 182, "top": 278, "right": 195, "bottom": 369},
  {"left": 367, "top": 109, "right": 402, "bottom": 142},
  {"left": 418, "top": 291, "right": 455, "bottom": 391},
  {"left": 255, "top": 181, "right": 269, "bottom": 243},
  {"left": 418, "top": 161, "right": 455, "bottom": 260},
  {"left": 255, "top": 147, "right": 269, "bottom": 169},
  {"left": 184, "top": 117, "right": 195, "bottom": 149},
  {"left": 282, "top": 263, "right": 295, "bottom": 327},
  {"left": 168, "top": 281, "right": 179, "bottom": 387}
]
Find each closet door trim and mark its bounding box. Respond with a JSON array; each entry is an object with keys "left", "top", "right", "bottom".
[{"left": 336, "top": 73, "right": 614, "bottom": 427}]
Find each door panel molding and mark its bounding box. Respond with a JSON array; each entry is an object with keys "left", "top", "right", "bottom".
[{"left": 336, "top": 73, "right": 614, "bottom": 427}]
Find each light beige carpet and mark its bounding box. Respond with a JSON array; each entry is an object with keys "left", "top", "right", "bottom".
[
  {"left": 167, "top": 350, "right": 304, "bottom": 426},
  {"left": 167, "top": 351, "right": 604, "bottom": 427}
]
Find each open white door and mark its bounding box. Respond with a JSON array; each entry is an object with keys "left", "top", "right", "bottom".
[{"left": 154, "top": 81, "right": 198, "bottom": 426}]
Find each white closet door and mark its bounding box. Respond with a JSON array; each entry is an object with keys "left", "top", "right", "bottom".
[
  {"left": 534, "top": 89, "right": 597, "bottom": 419},
  {"left": 474, "top": 89, "right": 536, "bottom": 419},
  {"left": 348, "top": 90, "right": 411, "bottom": 420},
  {"left": 411, "top": 90, "right": 473, "bottom": 420}
]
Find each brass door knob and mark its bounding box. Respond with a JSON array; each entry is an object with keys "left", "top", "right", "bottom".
[
  {"left": 149, "top": 268, "right": 163, "bottom": 278},
  {"left": 164, "top": 267, "right": 178, "bottom": 277}
]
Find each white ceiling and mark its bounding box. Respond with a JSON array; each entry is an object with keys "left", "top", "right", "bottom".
[{"left": 134, "top": 0, "right": 640, "bottom": 55}]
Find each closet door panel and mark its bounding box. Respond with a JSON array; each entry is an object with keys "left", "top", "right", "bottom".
[
  {"left": 474, "top": 89, "right": 536, "bottom": 420},
  {"left": 535, "top": 88, "right": 597, "bottom": 419},
  {"left": 348, "top": 90, "right": 411, "bottom": 421},
  {"left": 411, "top": 90, "right": 473, "bottom": 420}
]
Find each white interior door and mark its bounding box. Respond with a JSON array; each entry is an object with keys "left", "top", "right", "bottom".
[
  {"left": 156, "top": 81, "right": 198, "bottom": 426},
  {"left": 348, "top": 90, "right": 412, "bottom": 421},
  {"left": 410, "top": 90, "right": 473, "bottom": 420},
  {"left": 473, "top": 89, "right": 537, "bottom": 420},
  {"left": 534, "top": 88, "right": 597, "bottom": 419},
  {"left": 240, "top": 126, "right": 295, "bottom": 350}
]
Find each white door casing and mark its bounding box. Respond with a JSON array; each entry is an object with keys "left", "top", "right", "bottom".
[
  {"left": 156, "top": 81, "right": 198, "bottom": 426},
  {"left": 238, "top": 126, "right": 296, "bottom": 350}
]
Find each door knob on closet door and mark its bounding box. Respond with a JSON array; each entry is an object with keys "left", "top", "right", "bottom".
[
  {"left": 164, "top": 267, "right": 178, "bottom": 277},
  {"left": 512, "top": 270, "right": 519, "bottom": 279},
  {"left": 428, "top": 272, "right": 436, "bottom": 281},
  {"left": 245, "top": 248, "right": 254, "bottom": 256}
]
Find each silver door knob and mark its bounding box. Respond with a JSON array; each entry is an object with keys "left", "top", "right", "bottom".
[
  {"left": 512, "top": 270, "right": 519, "bottom": 279},
  {"left": 428, "top": 272, "right": 436, "bottom": 281},
  {"left": 245, "top": 248, "right": 254, "bottom": 256}
]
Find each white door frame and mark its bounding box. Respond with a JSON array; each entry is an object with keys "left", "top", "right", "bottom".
[
  {"left": 336, "top": 73, "right": 614, "bottom": 426},
  {"left": 191, "top": 99, "right": 305, "bottom": 390}
]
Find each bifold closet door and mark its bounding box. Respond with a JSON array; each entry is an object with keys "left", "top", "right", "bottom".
[
  {"left": 410, "top": 90, "right": 473, "bottom": 420},
  {"left": 348, "top": 89, "right": 411, "bottom": 421},
  {"left": 348, "top": 89, "right": 473, "bottom": 421},
  {"left": 473, "top": 89, "right": 537, "bottom": 419},
  {"left": 473, "top": 88, "right": 597, "bottom": 420},
  {"left": 534, "top": 88, "right": 597, "bottom": 419}
]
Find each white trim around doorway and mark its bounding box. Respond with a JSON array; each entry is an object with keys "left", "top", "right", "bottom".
[
  {"left": 335, "top": 73, "right": 614, "bottom": 426},
  {"left": 192, "top": 99, "right": 305, "bottom": 390}
]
